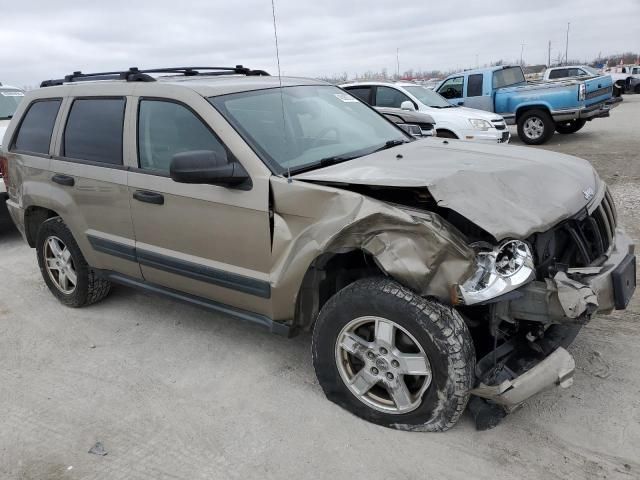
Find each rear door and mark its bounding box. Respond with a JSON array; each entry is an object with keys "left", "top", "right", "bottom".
[
  {"left": 49, "top": 96, "right": 141, "bottom": 278},
  {"left": 463, "top": 73, "right": 492, "bottom": 111},
  {"left": 127, "top": 97, "right": 272, "bottom": 315}
]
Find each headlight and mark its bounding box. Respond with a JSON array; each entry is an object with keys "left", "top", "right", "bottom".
[
  {"left": 469, "top": 118, "right": 493, "bottom": 131},
  {"left": 453, "top": 240, "right": 535, "bottom": 305}
]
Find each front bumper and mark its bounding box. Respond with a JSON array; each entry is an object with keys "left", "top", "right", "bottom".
[
  {"left": 470, "top": 229, "right": 635, "bottom": 408},
  {"left": 471, "top": 347, "right": 575, "bottom": 408},
  {"left": 460, "top": 129, "right": 510, "bottom": 144},
  {"left": 510, "top": 228, "right": 635, "bottom": 323}
]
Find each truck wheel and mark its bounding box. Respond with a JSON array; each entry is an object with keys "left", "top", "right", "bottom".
[
  {"left": 36, "top": 217, "right": 111, "bottom": 307},
  {"left": 312, "top": 277, "right": 475, "bottom": 432},
  {"left": 555, "top": 119, "right": 587, "bottom": 134},
  {"left": 517, "top": 109, "right": 554, "bottom": 145}
]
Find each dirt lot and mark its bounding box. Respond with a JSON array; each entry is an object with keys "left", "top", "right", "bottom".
[{"left": 1, "top": 97, "right": 638, "bottom": 480}]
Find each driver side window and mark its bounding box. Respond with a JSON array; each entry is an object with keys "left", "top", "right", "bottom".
[
  {"left": 438, "top": 77, "right": 463, "bottom": 99},
  {"left": 375, "top": 86, "right": 414, "bottom": 108},
  {"left": 138, "top": 100, "right": 226, "bottom": 174}
]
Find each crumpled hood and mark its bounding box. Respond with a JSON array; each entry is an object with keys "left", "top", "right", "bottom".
[{"left": 295, "top": 139, "right": 601, "bottom": 240}]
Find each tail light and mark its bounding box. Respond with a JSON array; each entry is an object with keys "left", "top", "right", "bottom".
[
  {"left": 578, "top": 83, "right": 586, "bottom": 101},
  {"left": 0, "top": 154, "right": 9, "bottom": 187}
]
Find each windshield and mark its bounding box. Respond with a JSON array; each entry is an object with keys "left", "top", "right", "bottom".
[
  {"left": 583, "top": 66, "right": 601, "bottom": 76},
  {"left": 402, "top": 86, "right": 451, "bottom": 108},
  {"left": 210, "top": 85, "right": 408, "bottom": 174},
  {"left": 0, "top": 89, "right": 24, "bottom": 120},
  {"left": 492, "top": 67, "right": 526, "bottom": 89}
]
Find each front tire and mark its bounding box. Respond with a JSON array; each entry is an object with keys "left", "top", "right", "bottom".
[
  {"left": 36, "top": 217, "right": 111, "bottom": 307},
  {"left": 436, "top": 130, "right": 458, "bottom": 139},
  {"left": 555, "top": 119, "right": 587, "bottom": 134},
  {"left": 517, "top": 109, "right": 554, "bottom": 145},
  {"left": 312, "top": 278, "right": 475, "bottom": 432}
]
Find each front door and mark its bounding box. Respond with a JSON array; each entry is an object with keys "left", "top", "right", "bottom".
[{"left": 127, "top": 98, "right": 272, "bottom": 315}]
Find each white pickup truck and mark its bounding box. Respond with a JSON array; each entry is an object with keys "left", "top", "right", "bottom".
[
  {"left": 542, "top": 65, "right": 602, "bottom": 81},
  {"left": 543, "top": 65, "right": 640, "bottom": 96}
]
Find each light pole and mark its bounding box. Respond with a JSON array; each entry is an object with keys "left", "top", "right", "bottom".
[
  {"left": 565, "top": 22, "right": 570, "bottom": 65},
  {"left": 520, "top": 43, "right": 525, "bottom": 66}
]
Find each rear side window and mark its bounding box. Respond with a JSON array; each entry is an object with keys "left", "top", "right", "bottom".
[
  {"left": 548, "top": 69, "right": 568, "bottom": 79},
  {"left": 467, "top": 74, "right": 484, "bottom": 97},
  {"left": 492, "top": 67, "right": 526, "bottom": 88},
  {"left": 138, "top": 100, "right": 226, "bottom": 174},
  {"left": 63, "top": 98, "right": 125, "bottom": 165},
  {"left": 12, "top": 99, "right": 61, "bottom": 154},
  {"left": 345, "top": 87, "right": 372, "bottom": 104}
]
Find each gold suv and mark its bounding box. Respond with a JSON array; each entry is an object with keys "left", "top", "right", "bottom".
[{"left": 0, "top": 67, "right": 635, "bottom": 431}]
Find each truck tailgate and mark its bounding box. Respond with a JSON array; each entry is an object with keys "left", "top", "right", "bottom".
[{"left": 584, "top": 75, "right": 613, "bottom": 106}]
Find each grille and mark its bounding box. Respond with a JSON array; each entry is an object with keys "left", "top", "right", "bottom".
[
  {"left": 532, "top": 189, "right": 618, "bottom": 275},
  {"left": 586, "top": 86, "right": 612, "bottom": 100},
  {"left": 494, "top": 124, "right": 506, "bottom": 130},
  {"left": 563, "top": 189, "right": 617, "bottom": 265}
]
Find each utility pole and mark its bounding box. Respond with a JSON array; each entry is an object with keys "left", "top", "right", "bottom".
[
  {"left": 548, "top": 41, "right": 551, "bottom": 66},
  {"left": 565, "top": 22, "right": 570, "bottom": 65},
  {"left": 396, "top": 48, "right": 400, "bottom": 79},
  {"left": 520, "top": 43, "right": 525, "bottom": 66}
]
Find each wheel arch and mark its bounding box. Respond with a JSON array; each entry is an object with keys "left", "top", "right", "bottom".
[
  {"left": 24, "top": 206, "right": 61, "bottom": 247},
  {"left": 515, "top": 104, "right": 551, "bottom": 122},
  {"left": 294, "top": 249, "right": 384, "bottom": 331}
]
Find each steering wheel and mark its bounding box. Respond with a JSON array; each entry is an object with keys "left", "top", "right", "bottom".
[{"left": 309, "top": 127, "right": 341, "bottom": 149}]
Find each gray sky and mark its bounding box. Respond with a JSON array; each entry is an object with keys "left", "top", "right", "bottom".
[{"left": 2, "top": 0, "right": 639, "bottom": 87}]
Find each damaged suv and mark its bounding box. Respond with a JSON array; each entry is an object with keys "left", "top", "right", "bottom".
[{"left": 1, "top": 67, "right": 636, "bottom": 432}]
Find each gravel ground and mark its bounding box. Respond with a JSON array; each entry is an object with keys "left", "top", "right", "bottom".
[{"left": 0, "top": 96, "right": 639, "bottom": 480}]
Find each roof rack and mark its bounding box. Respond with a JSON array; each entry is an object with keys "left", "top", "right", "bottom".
[{"left": 40, "top": 65, "right": 270, "bottom": 87}]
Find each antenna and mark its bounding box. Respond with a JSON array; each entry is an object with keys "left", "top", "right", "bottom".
[{"left": 270, "top": 0, "right": 291, "bottom": 182}]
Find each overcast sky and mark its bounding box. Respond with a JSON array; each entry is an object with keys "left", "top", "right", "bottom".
[{"left": 1, "top": 0, "right": 638, "bottom": 87}]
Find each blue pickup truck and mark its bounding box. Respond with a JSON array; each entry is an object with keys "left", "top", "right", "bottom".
[{"left": 436, "top": 65, "right": 621, "bottom": 144}]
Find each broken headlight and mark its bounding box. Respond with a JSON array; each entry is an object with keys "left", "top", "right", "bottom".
[{"left": 453, "top": 240, "right": 535, "bottom": 306}]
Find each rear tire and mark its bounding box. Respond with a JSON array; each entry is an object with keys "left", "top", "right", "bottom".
[
  {"left": 635, "top": 85, "right": 640, "bottom": 94},
  {"left": 517, "top": 109, "right": 554, "bottom": 145},
  {"left": 36, "top": 217, "right": 111, "bottom": 307},
  {"left": 555, "top": 119, "right": 587, "bottom": 134},
  {"left": 312, "top": 277, "right": 475, "bottom": 432}
]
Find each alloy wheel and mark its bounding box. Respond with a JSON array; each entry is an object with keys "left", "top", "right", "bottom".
[
  {"left": 335, "top": 316, "right": 432, "bottom": 414},
  {"left": 44, "top": 236, "right": 78, "bottom": 294}
]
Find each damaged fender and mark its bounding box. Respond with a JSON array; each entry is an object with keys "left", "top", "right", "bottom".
[{"left": 268, "top": 177, "right": 476, "bottom": 321}]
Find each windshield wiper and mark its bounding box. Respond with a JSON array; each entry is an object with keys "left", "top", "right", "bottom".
[
  {"left": 0, "top": 115, "right": 12, "bottom": 120},
  {"left": 372, "top": 139, "right": 409, "bottom": 153},
  {"left": 288, "top": 154, "right": 362, "bottom": 175}
]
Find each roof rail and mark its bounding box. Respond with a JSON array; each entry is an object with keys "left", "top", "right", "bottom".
[{"left": 40, "top": 65, "right": 270, "bottom": 88}]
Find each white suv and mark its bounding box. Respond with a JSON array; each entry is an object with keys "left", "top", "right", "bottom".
[
  {"left": 342, "top": 81, "right": 510, "bottom": 143},
  {"left": 0, "top": 84, "right": 25, "bottom": 198}
]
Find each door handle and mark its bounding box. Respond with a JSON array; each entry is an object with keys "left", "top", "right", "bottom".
[
  {"left": 457, "top": 101, "right": 464, "bottom": 106},
  {"left": 52, "top": 174, "right": 75, "bottom": 187},
  {"left": 133, "top": 190, "right": 164, "bottom": 205}
]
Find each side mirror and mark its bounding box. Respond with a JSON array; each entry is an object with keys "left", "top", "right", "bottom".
[
  {"left": 170, "top": 150, "right": 251, "bottom": 189},
  {"left": 400, "top": 100, "right": 416, "bottom": 111}
]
